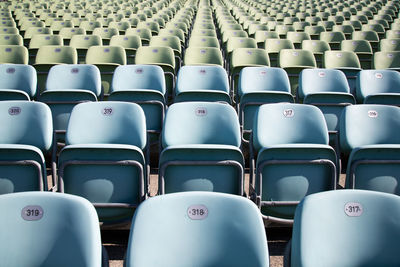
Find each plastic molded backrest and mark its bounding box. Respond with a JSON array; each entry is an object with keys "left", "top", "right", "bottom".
[
  {"left": 231, "top": 48, "right": 270, "bottom": 68},
  {"left": 175, "top": 65, "right": 229, "bottom": 95},
  {"left": 341, "top": 39, "right": 372, "bottom": 53},
  {"left": 110, "top": 35, "right": 141, "bottom": 49},
  {"left": 340, "top": 104, "right": 400, "bottom": 155},
  {"left": 66, "top": 102, "right": 146, "bottom": 149},
  {"left": 162, "top": 102, "right": 240, "bottom": 148},
  {"left": 298, "top": 68, "right": 351, "bottom": 99},
  {"left": 29, "top": 34, "right": 63, "bottom": 48},
  {"left": 265, "top": 39, "right": 294, "bottom": 53},
  {"left": 301, "top": 40, "right": 330, "bottom": 53},
  {"left": 86, "top": 45, "right": 126, "bottom": 65},
  {"left": 46, "top": 64, "right": 102, "bottom": 97},
  {"left": 111, "top": 64, "right": 165, "bottom": 94},
  {"left": 0, "top": 101, "right": 53, "bottom": 152},
  {"left": 380, "top": 38, "right": 400, "bottom": 51},
  {"left": 279, "top": 49, "right": 317, "bottom": 68},
  {"left": 0, "top": 64, "right": 37, "bottom": 98},
  {"left": 356, "top": 69, "right": 400, "bottom": 103},
  {"left": 0, "top": 45, "right": 28, "bottom": 64},
  {"left": 253, "top": 103, "right": 329, "bottom": 152},
  {"left": 324, "top": 50, "right": 361, "bottom": 69},
  {"left": 183, "top": 47, "right": 223, "bottom": 66},
  {"left": 70, "top": 35, "right": 102, "bottom": 48},
  {"left": 238, "top": 66, "right": 291, "bottom": 97},
  {"left": 135, "top": 46, "right": 175, "bottom": 70},
  {"left": 126, "top": 192, "right": 268, "bottom": 267},
  {"left": 35, "top": 46, "right": 77, "bottom": 64},
  {"left": 0, "top": 34, "right": 22, "bottom": 45},
  {"left": 291, "top": 190, "right": 400, "bottom": 267},
  {"left": 374, "top": 51, "right": 400, "bottom": 69},
  {"left": 0, "top": 191, "right": 102, "bottom": 267}
]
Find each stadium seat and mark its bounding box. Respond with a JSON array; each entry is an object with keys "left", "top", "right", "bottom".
[
  {"left": 183, "top": 46, "right": 224, "bottom": 67},
  {"left": 86, "top": 45, "right": 126, "bottom": 97},
  {"left": 238, "top": 67, "right": 294, "bottom": 142},
  {"left": 356, "top": 69, "right": 400, "bottom": 105},
  {"left": 0, "top": 44, "right": 28, "bottom": 64},
  {"left": 58, "top": 101, "right": 148, "bottom": 225},
  {"left": 70, "top": 34, "right": 102, "bottom": 64},
  {"left": 0, "top": 64, "right": 36, "bottom": 100},
  {"left": 287, "top": 190, "right": 400, "bottom": 267},
  {"left": 323, "top": 50, "right": 361, "bottom": 95},
  {"left": 279, "top": 49, "right": 317, "bottom": 95},
  {"left": 109, "top": 64, "right": 166, "bottom": 145},
  {"left": 174, "top": 65, "right": 230, "bottom": 103},
  {"left": 125, "top": 191, "right": 269, "bottom": 267},
  {"left": 250, "top": 103, "right": 337, "bottom": 224},
  {"left": 158, "top": 102, "right": 244, "bottom": 195},
  {"left": 0, "top": 191, "right": 106, "bottom": 267},
  {"left": 380, "top": 38, "right": 400, "bottom": 52},
  {"left": 373, "top": 51, "right": 400, "bottom": 70},
  {"left": 320, "top": 31, "right": 346, "bottom": 50},
  {"left": 340, "top": 104, "right": 400, "bottom": 192},
  {"left": 0, "top": 101, "right": 53, "bottom": 193},
  {"left": 39, "top": 64, "right": 101, "bottom": 142},
  {"left": 265, "top": 39, "right": 294, "bottom": 67},
  {"left": 110, "top": 35, "right": 141, "bottom": 64}
]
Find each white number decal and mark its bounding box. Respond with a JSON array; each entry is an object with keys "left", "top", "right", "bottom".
[
  {"left": 8, "top": 107, "right": 21, "bottom": 116},
  {"left": 187, "top": 205, "right": 208, "bottom": 220},
  {"left": 344, "top": 202, "right": 363, "bottom": 217},
  {"left": 195, "top": 107, "right": 207, "bottom": 116},
  {"left": 368, "top": 110, "right": 378, "bottom": 118},
  {"left": 21, "top": 205, "right": 44, "bottom": 221},
  {"left": 102, "top": 107, "right": 113, "bottom": 116},
  {"left": 283, "top": 109, "right": 294, "bottom": 118}
]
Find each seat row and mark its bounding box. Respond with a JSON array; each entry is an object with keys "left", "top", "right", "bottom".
[
  {"left": 3, "top": 188, "right": 400, "bottom": 267},
  {"left": 0, "top": 99, "right": 399, "bottom": 226}
]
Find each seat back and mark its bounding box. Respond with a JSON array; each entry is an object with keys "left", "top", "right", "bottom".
[
  {"left": 183, "top": 46, "right": 223, "bottom": 66},
  {"left": 374, "top": 51, "right": 400, "bottom": 70},
  {"left": 125, "top": 192, "right": 268, "bottom": 267},
  {"left": 290, "top": 190, "right": 400, "bottom": 267},
  {"left": 356, "top": 69, "right": 400, "bottom": 104},
  {"left": 0, "top": 45, "right": 28, "bottom": 64},
  {"left": 0, "top": 64, "right": 37, "bottom": 100},
  {"left": 0, "top": 191, "right": 102, "bottom": 267}
]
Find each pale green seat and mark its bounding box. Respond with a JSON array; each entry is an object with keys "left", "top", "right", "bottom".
[
  {"left": 109, "top": 64, "right": 166, "bottom": 145},
  {"left": 380, "top": 38, "right": 400, "bottom": 52},
  {"left": 251, "top": 103, "right": 337, "bottom": 225},
  {"left": 188, "top": 35, "right": 219, "bottom": 48},
  {"left": 0, "top": 45, "right": 28, "bottom": 64},
  {"left": 85, "top": 45, "right": 126, "bottom": 96},
  {"left": 183, "top": 46, "right": 224, "bottom": 67},
  {"left": 0, "top": 191, "right": 104, "bottom": 267},
  {"left": 125, "top": 192, "right": 269, "bottom": 267},
  {"left": 265, "top": 39, "right": 294, "bottom": 67},
  {"left": 149, "top": 36, "right": 182, "bottom": 70},
  {"left": 34, "top": 46, "right": 78, "bottom": 94},
  {"left": 352, "top": 30, "right": 380, "bottom": 52},
  {"left": 333, "top": 24, "right": 355, "bottom": 39},
  {"left": 59, "top": 27, "right": 85, "bottom": 45},
  {"left": 58, "top": 101, "right": 148, "bottom": 225},
  {"left": 174, "top": 65, "right": 230, "bottom": 103},
  {"left": 108, "top": 21, "right": 131, "bottom": 34},
  {"left": 318, "top": 20, "right": 336, "bottom": 31},
  {"left": 286, "top": 31, "right": 311, "bottom": 49},
  {"left": 301, "top": 40, "right": 330, "bottom": 68},
  {"left": 254, "top": 31, "right": 279, "bottom": 48},
  {"left": 70, "top": 35, "right": 102, "bottom": 64},
  {"left": 304, "top": 25, "right": 325, "bottom": 40},
  {"left": 238, "top": 67, "right": 294, "bottom": 142},
  {"left": 356, "top": 69, "right": 400, "bottom": 105},
  {"left": 92, "top": 27, "right": 119, "bottom": 45},
  {"left": 323, "top": 50, "right": 361, "bottom": 95},
  {"left": 0, "top": 34, "right": 22, "bottom": 45},
  {"left": 79, "top": 20, "right": 102, "bottom": 34},
  {"left": 0, "top": 64, "right": 36, "bottom": 100},
  {"left": 23, "top": 27, "right": 52, "bottom": 46},
  {"left": 340, "top": 104, "right": 400, "bottom": 191},
  {"left": 341, "top": 39, "right": 373, "bottom": 69},
  {"left": 287, "top": 190, "right": 400, "bottom": 267},
  {"left": 374, "top": 51, "right": 400, "bottom": 71},
  {"left": 279, "top": 49, "right": 317, "bottom": 95},
  {"left": 110, "top": 35, "right": 141, "bottom": 64},
  {"left": 320, "top": 31, "right": 346, "bottom": 50},
  {"left": 125, "top": 27, "right": 152, "bottom": 45},
  {"left": 39, "top": 64, "right": 101, "bottom": 141},
  {"left": 0, "top": 101, "right": 53, "bottom": 193},
  {"left": 135, "top": 46, "right": 175, "bottom": 98},
  {"left": 28, "top": 34, "right": 63, "bottom": 64},
  {"left": 158, "top": 102, "right": 244, "bottom": 195},
  {"left": 50, "top": 20, "right": 74, "bottom": 34}
]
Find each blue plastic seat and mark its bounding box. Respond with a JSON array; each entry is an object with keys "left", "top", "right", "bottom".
[
  {"left": 109, "top": 64, "right": 166, "bottom": 145},
  {"left": 298, "top": 68, "right": 356, "bottom": 160},
  {"left": 237, "top": 67, "right": 294, "bottom": 142},
  {"left": 340, "top": 104, "right": 400, "bottom": 193},
  {"left": 174, "top": 65, "right": 230, "bottom": 103},
  {"left": 251, "top": 103, "right": 337, "bottom": 225},
  {"left": 159, "top": 102, "right": 244, "bottom": 195},
  {"left": 0, "top": 64, "right": 37, "bottom": 100},
  {"left": 287, "top": 190, "right": 400, "bottom": 267},
  {"left": 125, "top": 192, "right": 269, "bottom": 267},
  {"left": 39, "top": 64, "right": 101, "bottom": 142},
  {"left": 0, "top": 191, "right": 105, "bottom": 267},
  {"left": 0, "top": 101, "right": 53, "bottom": 193},
  {"left": 356, "top": 69, "right": 400, "bottom": 105},
  {"left": 58, "top": 101, "right": 148, "bottom": 225}
]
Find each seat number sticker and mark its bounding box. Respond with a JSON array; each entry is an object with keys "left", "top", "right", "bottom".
[
  {"left": 21, "top": 205, "right": 44, "bottom": 221},
  {"left": 187, "top": 205, "right": 208, "bottom": 220},
  {"left": 195, "top": 107, "right": 207, "bottom": 116},
  {"left": 344, "top": 202, "right": 363, "bottom": 217},
  {"left": 102, "top": 107, "right": 113, "bottom": 116},
  {"left": 283, "top": 109, "right": 294, "bottom": 118},
  {"left": 368, "top": 110, "right": 378, "bottom": 118}
]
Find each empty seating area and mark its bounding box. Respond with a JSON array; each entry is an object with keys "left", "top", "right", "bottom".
[{"left": 1, "top": 0, "right": 400, "bottom": 266}]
